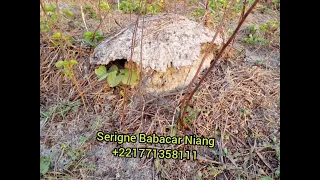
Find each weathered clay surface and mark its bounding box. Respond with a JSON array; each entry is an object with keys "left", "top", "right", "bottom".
[{"left": 90, "top": 13, "right": 222, "bottom": 93}]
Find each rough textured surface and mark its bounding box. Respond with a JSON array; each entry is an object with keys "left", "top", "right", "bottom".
[{"left": 90, "top": 13, "right": 222, "bottom": 93}]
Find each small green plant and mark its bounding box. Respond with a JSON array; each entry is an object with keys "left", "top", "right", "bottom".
[
  {"left": 83, "top": 31, "right": 104, "bottom": 47},
  {"left": 44, "top": 4, "right": 56, "bottom": 12},
  {"left": 99, "top": 1, "right": 111, "bottom": 11},
  {"left": 40, "top": 23, "right": 50, "bottom": 32},
  {"left": 67, "top": 149, "right": 84, "bottom": 161},
  {"left": 43, "top": 4, "right": 58, "bottom": 22},
  {"left": 240, "top": 108, "right": 251, "bottom": 118},
  {"left": 40, "top": 99, "right": 81, "bottom": 129},
  {"left": 271, "top": 0, "right": 280, "bottom": 10},
  {"left": 90, "top": 11, "right": 99, "bottom": 20},
  {"left": 119, "top": 0, "right": 163, "bottom": 14},
  {"left": 145, "top": 2, "right": 163, "bottom": 14},
  {"left": 62, "top": 9, "right": 75, "bottom": 18},
  {"left": 241, "top": 24, "right": 269, "bottom": 45},
  {"left": 192, "top": 9, "right": 205, "bottom": 18},
  {"left": 84, "top": 4, "right": 93, "bottom": 11},
  {"left": 84, "top": 4, "right": 99, "bottom": 20},
  {"left": 260, "top": 21, "right": 280, "bottom": 32},
  {"left": 95, "top": 65, "right": 138, "bottom": 88},
  {"left": 56, "top": 60, "right": 78, "bottom": 77},
  {"left": 242, "top": 21, "right": 279, "bottom": 46},
  {"left": 56, "top": 100, "right": 82, "bottom": 118},
  {"left": 119, "top": 0, "right": 140, "bottom": 13},
  {"left": 51, "top": 32, "right": 73, "bottom": 47},
  {"left": 185, "top": 106, "right": 199, "bottom": 124},
  {"left": 56, "top": 60, "right": 87, "bottom": 111},
  {"left": 247, "top": 24, "right": 258, "bottom": 34},
  {"left": 40, "top": 156, "right": 51, "bottom": 176},
  {"left": 60, "top": 144, "right": 86, "bottom": 169},
  {"left": 208, "top": 0, "right": 227, "bottom": 11},
  {"left": 242, "top": 34, "right": 268, "bottom": 45}
]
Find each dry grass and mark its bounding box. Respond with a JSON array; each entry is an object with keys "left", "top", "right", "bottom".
[{"left": 40, "top": 0, "right": 280, "bottom": 179}]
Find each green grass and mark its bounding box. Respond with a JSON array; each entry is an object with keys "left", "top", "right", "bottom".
[{"left": 241, "top": 21, "right": 279, "bottom": 46}]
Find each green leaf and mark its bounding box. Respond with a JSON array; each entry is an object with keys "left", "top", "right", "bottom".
[
  {"left": 44, "top": 4, "right": 56, "bottom": 12},
  {"left": 69, "top": 60, "right": 78, "bottom": 65},
  {"left": 95, "top": 31, "right": 104, "bottom": 41},
  {"left": 62, "top": 10, "right": 75, "bottom": 17},
  {"left": 63, "top": 61, "right": 70, "bottom": 66},
  {"left": 56, "top": 61, "right": 65, "bottom": 68},
  {"left": 61, "top": 69, "right": 71, "bottom": 76},
  {"left": 40, "top": 110, "right": 49, "bottom": 118},
  {"left": 84, "top": 39, "right": 97, "bottom": 47},
  {"left": 108, "top": 65, "right": 119, "bottom": 73},
  {"left": 223, "top": 148, "right": 228, "bottom": 155},
  {"left": 40, "top": 23, "right": 50, "bottom": 32},
  {"left": 98, "top": 74, "right": 109, "bottom": 81},
  {"left": 95, "top": 66, "right": 108, "bottom": 79},
  {"left": 259, "top": 25, "right": 266, "bottom": 32},
  {"left": 84, "top": 32, "right": 93, "bottom": 40},
  {"left": 107, "top": 71, "right": 122, "bottom": 87},
  {"left": 40, "top": 157, "right": 51, "bottom": 175},
  {"left": 52, "top": 32, "right": 62, "bottom": 39},
  {"left": 121, "top": 68, "right": 138, "bottom": 86},
  {"left": 99, "top": 2, "right": 110, "bottom": 10},
  {"left": 83, "top": 31, "right": 103, "bottom": 47},
  {"left": 50, "top": 14, "right": 57, "bottom": 21},
  {"left": 259, "top": 177, "right": 273, "bottom": 180}
]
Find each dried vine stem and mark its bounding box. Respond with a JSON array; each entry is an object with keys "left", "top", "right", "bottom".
[
  {"left": 240, "top": 0, "right": 247, "bottom": 21},
  {"left": 178, "top": 0, "right": 237, "bottom": 129},
  {"left": 121, "top": 0, "right": 145, "bottom": 128},
  {"left": 120, "top": 16, "right": 140, "bottom": 127},
  {"left": 178, "top": 0, "right": 260, "bottom": 130},
  {"left": 139, "top": 1, "right": 146, "bottom": 123},
  {"left": 232, "top": 0, "right": 248, "bottom": 46}
]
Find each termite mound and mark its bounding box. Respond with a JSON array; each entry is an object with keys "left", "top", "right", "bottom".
[{"left": 90, "top": 13, "right": 222, "bottom": 93}]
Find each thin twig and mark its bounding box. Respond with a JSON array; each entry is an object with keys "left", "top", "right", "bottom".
[
  {"left": 139, "top": 7, "right": 145, "bottom": 123},
  {"left": 71, "top": 72, "right": 88, "bottom": 113},
  {"left": 240, "top": 0, "right": 247, "bottom": 21},
  {"left": 80, "top": 5, "right": 89, "bottom": 32},
  {"left": 178, "top": 0, "right": 237, "bottom": 129},
  {"left": 197, "top": 154, "right": 223, "bottom": 165},
  {"left": 121, "top": 4, "right": 143, "bottom": 126},
  {"left": 179, "top": 0, "right": 260, "bottom": 130}
]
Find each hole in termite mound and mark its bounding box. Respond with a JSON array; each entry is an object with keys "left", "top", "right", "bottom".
[
  {"left": 107, "top": 58, "right": 127, "bottom": 69},
  {"left": 107, "top": 59, "right": 139, "bottom": 71}
]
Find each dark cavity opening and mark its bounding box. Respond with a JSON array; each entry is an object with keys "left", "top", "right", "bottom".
[{"left": 108, "top": 58, "right": 127, "bottom": 69}]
